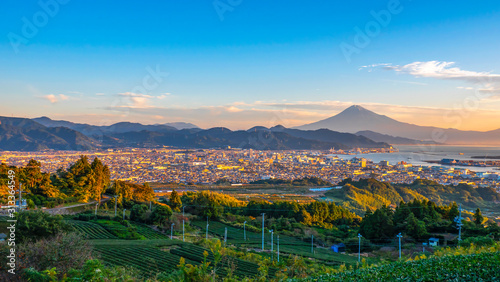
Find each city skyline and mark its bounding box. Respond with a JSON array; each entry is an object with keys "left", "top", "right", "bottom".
[{"left": 2, "top": 1, "right": 500, "bottom": 130}]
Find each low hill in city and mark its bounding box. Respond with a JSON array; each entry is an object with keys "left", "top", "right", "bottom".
[
  {"left": 355, "top": 130, "right": 437, "bottom": 145},
  {"left": 326, "top": 178, "right": 500, "bottom": 215}
]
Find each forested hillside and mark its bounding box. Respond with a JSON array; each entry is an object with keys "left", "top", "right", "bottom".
[{"left": 326, "top": 178, "right": 500, "bottom": 215}]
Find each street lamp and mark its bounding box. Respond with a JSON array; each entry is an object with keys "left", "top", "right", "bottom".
[{"left": 171, "top": 223, "right": 175, "bottom": 240}]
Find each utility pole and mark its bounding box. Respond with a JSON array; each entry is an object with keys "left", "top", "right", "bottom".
[
  {"left": 18, "top": 183, "right": 23, "bottom": 212},
  {"left": 171, "top": 223, "right": 175, "bottom": 240},
  {"left": 123, "top": 209, "right": 126, "bottom": 220},
  {"left": 277, "top": 235, "right": 280, "bottom": 262},
  {"left": 456, "top": 204, "right": 463, "bottom": 244},
  {"left": 114, "top": 195, "right": 118, "bottom": 217},
  {"left": 224, "top": 227, "right": 227, "bottom": 246},
  {"left": 358, "top": 233, "right": 362, "bottom": 262},
  {"left": 311, "top": 235, "right": 314, "bottom": 254},
  {"left": 182, "top": 206, "right": 185, "bottom": 242},
  {"left": 397, "top": 233, "right": 403, "bottom": 259},
  {"left": 206, "top": 217, "right": 209, "bottom": 240},
  {"left": 261, "top": 213, "right": 265, "bottom": 251},
  {"left": 95, "top": 203, "right": 99, "bottom": 216},
  {"left": 243, "top": 221, "right": 247, "bottom": 241},
  {"left": 269, "top": 229, "right": 274, "bottom": 260}
]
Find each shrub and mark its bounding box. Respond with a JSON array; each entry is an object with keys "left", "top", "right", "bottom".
[
  {"left": 18, "top": 232, "right": 93, "bottom": 279},
  {"left": 462, "top": 236, "right": 495, "bottom": 247},
  {"left": 16, "top": 211, "right": 71, "bottom": 243}
]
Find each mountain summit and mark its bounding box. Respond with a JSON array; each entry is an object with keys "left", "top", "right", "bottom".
[
  {"left": 296, "top": 105, "right": 401, "bottom": 134},
  {"left": 296, "top": 105, "right": 500, "bottom": 144}
]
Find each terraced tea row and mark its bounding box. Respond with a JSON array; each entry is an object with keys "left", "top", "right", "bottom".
[
  {"left": 94, "top": 245, "right": 195, "bottom": 275},
  {"left": 171, "top": 244, "right": 279, "bottom": 278},
  {"left": 68, "top": 220, "right": 117, "bottom": 239}
]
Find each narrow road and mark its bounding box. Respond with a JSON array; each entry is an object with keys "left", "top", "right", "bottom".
[{"left": 46, "top": 195, "right": 111, "bottom": 215}]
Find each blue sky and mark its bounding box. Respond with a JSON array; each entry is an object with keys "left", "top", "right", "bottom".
[{"left": 1, "top": 0, "right": 500, "bottom": 130}]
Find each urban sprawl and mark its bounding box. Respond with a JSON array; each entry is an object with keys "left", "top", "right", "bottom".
[{"left": 1, "top": 148, "right": 499, "bottom": 191}]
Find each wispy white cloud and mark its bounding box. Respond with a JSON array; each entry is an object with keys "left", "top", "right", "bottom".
[
  {"left": 117, "top": 92, "right": 172, "bottom": 108},
  {"left": 358, "top": 63, "right": 392, "bottom": 71},
  {"left": 41, "top": 94, "right": 69, "bottom": 104},
  {"left": 365, "top": 61, "right": 500, "bottom": 84}
]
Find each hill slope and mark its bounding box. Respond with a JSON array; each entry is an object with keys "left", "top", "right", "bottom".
[{"left": 326, "top": 178, "right": 500, "bottom": 215}]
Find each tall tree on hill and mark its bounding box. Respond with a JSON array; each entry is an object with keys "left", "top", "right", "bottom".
[
  {"left": 405, "top": 212, "right": 428, "bottom": 240},
  {"left": 133, "top": 183, "right": 155, "bottom": 202},
  {"left": 473, "top": 208, "right": 484, "bottom": 226},
  {"left": 446, "top": 202, "right": 460, "bottom": 221},
  {"left": 169, "top": 189, "right": 182, "bottom": 212},
  {"left": 90, "top": 157, "right": 111, "bottom": 203},
  {"left": 359, "top": 206, "right": 394, "bottom": 241},
  {"left": 66, "top": 155, "right": 93, "bottom": 201},
  {"left": 18, "top": 159, "right": 58, "bottom": 197}
]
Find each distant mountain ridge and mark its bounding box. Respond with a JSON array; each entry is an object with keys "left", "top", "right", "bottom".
[
  {"left": 0, "top": 116, "right": 391, "bottom": 151},
  {"left": 33, "top": 117, "right": 199, "bottom": 136},
  {"left": 296, "top": 105, "right": 500, "bottom": 145},
  {"left": 0, "top": 116, "right": 98, "bottom": 151}
]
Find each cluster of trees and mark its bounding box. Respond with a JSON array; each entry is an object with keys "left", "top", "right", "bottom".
[
  {"left": 179, "top": 190, "right": 359, "bottom": 227},
  {"left": 250, "top": 177, "right": 332, "bottom": 186},
  {"left": 0, "top": 156, "right": 158, "bottom": 209},
  {"left": 245, "top": 200, "right": 359, "bottom": 226},
  {"left": 181, "top": 190, "right": 245, "bottom": 219},
  {"left": 129, "top": 203, "right": 173, "bottom": 226},
  {"left": 359, "top": 199, "right": 500, "bottom": 242},
  {"left": 107, "top": 180, "right": 155, "bottom": 207},
  {"left": 51, "top": 156, "right": 110, "bottom": 202},
  {"left": 0, "top": 156, "right": 111, "bottom": 205}
]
